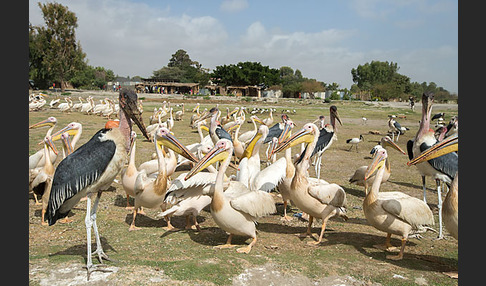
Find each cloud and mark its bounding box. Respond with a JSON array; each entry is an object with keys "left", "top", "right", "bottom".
[{"left": 220, "top": 0, "right": 249, "bottom": 13}]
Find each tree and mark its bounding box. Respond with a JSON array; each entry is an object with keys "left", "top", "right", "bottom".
[
  {"left": 33, "top": 2, "right": 86, "bottom": 91},
  {"left": 211, "top": 62, "right": 280, "bottom": 87}
]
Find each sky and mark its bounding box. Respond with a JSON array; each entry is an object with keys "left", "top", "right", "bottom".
[{"left": 29, "top": 0, "right": 458, "bottom": 93}]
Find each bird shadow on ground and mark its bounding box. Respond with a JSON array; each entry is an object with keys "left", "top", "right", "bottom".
[
  {"left": 48, "top": 236, "right": 117, "bottom": 264},
  {"left": 343, "top": 186, "right": 366, "bottom": 198}
]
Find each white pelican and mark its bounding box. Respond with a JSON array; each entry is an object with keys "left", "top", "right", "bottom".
[
  {"left": 349, "top": 136, "right": 406, "bottom": 194},
  {"left": 121, "top": 131, "right": 142, "bottom": 210},
  {"left": 272, "top": 123, "right": 347, "bottom": 245},
  {"left": 58, "top": 97, "right": 73, "bottom": 112},
  {"left": 129, "top": 127, "right": 198, "bottom": 231},
  {"left": 72, "top": 96, "right": 84, "bottom": 111},
  {"left": 29, "top": 117, "right": 58, "bottom": 170},
  {"left": 49, "top": 122, "right": 83, "bottom": 153},
  {"left": 30, "top": 137, "right": 58, "bottom": 224},
  {"left": 261, "top": 108, "right": 273, "bottom": 126},
  {"left": 45, "top": 88, "right": 149, "bottom": 279},
  {"left": 346, "top": 135, "right": 364, "bottom": 152},
  {"left": 80, "top": 96, "right": 95, "bottom": 114},
  {"left": 238, "top": 115, "right": 264, "bottom": 144},
  {"left": 184, "top": 139, "right": 276, "bottom": 253},
  {"left": 406, "top": 93, "right": 458, "bottom": 239},
  {"left": 363, "top": 148, "right": 434, "bottom": 260},
  {"left": 310, "top": 105, "right": 342, "bottom": 180},
  {"left": 175, "top": 103, "right": 184, "bottom": 121}
]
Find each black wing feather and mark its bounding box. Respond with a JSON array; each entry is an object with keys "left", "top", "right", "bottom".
[
  {"left": 419, "top": 142, "right": 458, "bottom": 181},
  {"left": 406, "top": 140, "right": 414, "bottom": 160},
  {"left": 215, "top": 125, "right": 232, "bottom": 142},
  {"left": 46, "top": 129, "right": 116, "bottom": 225},
  {"left": 263, "top": 123, "right": 283, "bottom": 143},
  {"left": 311, "top": 128, "right": 334, "bottom": 157}
]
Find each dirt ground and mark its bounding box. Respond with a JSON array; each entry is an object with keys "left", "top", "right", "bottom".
[{"left": 29, "top": 91, "right": 458, "bottom": 285}]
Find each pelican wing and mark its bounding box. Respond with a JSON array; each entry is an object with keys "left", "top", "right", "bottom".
[
  {"left": 250, "top": 157, "right": 287, "bottom": 192},
  {"left": 381, "top": 195, "right": 434, "bottom": 228},
  {"left": 236, "top": 157, "right": 250, "bottom": 188},
  {"left": 165, "top": 172, "right": 217, "bottom": 204},
  {"left": 307, "top": 183, "right": 346, "bottom": 207},
  {"left": 230, "top": 190, "right": 277, "bottom": 218}
]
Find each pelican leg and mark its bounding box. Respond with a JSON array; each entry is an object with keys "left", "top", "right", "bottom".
[
  {"left": 373, "top": 233, "right": 398, "bottom": 252},
  {"left": 125, "top": 195, "right": 133, "bottom": 210},
  {"left": 214, "top": 234, "right": 237, "bottom": 249},
  {"left": 386, "top": 237, "right": 407, "bottom": 260},
  {"left": 307, "top": 218, "right": 328, "bottom": 245},
  {"left": 236, "top": 236, "right": 257, "bottom": 254},
  {"left": 280, "top": 200, "right": 293, "bottom": 222},
  {"left": 129, "top": 206, "right": 141, "bottom": 231},
  {"left": 298, "top": 216, "right": 314, "bottom": 238}
]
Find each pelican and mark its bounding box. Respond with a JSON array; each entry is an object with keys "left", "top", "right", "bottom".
[
  {"left": 363, "top": 148, "right": 434, "bottom": 260},
  {"left": 45, "top": 88, "right": 149, "bottom": 279},
  {"left": 175, "top": 103, "right": 184, "bottom": 121},
  {"left": 272, "top": 123, "right": 348, "bottom": 245},
  {"left": 184, "top": 139, "right": 276, "bottom": 253},
  {"left": 261, "top": 108, "right": 273, "bottom": 126},
  {"left": 49, "top": 122, "right": 83, "bottom": 153},
  {"left": 238, "top": 115, "right": 264, "bottom": 144},
  {"left": 29, "top": 117, "right": 58, "bottom": 170},
  {"left": 129, "top": 127, "right": 198, "bottom": 231},
  {"left": 310, "top": 105, "right": 342, "bottom": 180},
  {"left": 121, "top": 131, "right": 142, "bottom": 210},
  {"left": 406, "top": 93, "right": 458, "bottom": 239},
  {"left": 349, "top": 136, "right": 406, "bottom": 194},
  {"left": 30, "top": 136, "right": 58, "bottom": 224},
  {"left": 58, "top": 97, "right": 73, "bottom": 112},
  {"left": 346, "top": 135, "right": 364, "bottom": 152}
]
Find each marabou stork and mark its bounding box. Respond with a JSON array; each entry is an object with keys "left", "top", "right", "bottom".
[
  {"left": 45, "top": 88, "right": 148, "bottom": 279},
  {"left": 310, "top": 105, "right": 342, "bottom": 179},
  {"left": 406, "top": 93, "right": 458, "bottom": 239},
  {"left": 388, "top": 115, "right": 409, "bottom": 142}
]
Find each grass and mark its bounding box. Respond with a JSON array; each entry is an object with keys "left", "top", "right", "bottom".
[{"left": 29, "top": 92, "right": 458, "bottom": 285}]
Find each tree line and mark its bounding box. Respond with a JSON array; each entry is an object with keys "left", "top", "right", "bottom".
[{"left": 29, "top": 2, "right": 456, "bottom": 102}]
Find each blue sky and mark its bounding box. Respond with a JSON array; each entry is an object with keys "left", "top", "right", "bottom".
[{"left": 29, "top": 0, "right": 458, "bottom": 93}]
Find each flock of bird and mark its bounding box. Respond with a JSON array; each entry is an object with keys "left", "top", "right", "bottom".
[{"left": 29, "top": 89, "right": 458, "bottom": 280}]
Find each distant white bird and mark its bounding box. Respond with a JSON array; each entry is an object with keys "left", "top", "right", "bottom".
[
  {"left": 346, "top": 135, "right": 364, "bottom": 152},
  {"left": 361, "top": 117, "right": 367, "bottom": 125}
]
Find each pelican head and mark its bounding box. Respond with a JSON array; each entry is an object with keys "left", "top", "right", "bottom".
[
  {"left": 50, "top": 122, "right": 82, "bottom": 142},
  {"left": 29, "top": 117, "right": 57, "bottom": 129},
  {"left": 44, "top": 136, "right": 58, "bottom": 155},
  {"left": 155, "top": 127, "right": 199, "bottom": 163},
  {"left": 272, "top": 123, "right": 317, "bottom": 155},
  {"left": 407, "top": 134, "right": 458, "bottom": 166},
  {"left": 364, "top": 148, "right": 387, "bottom": 181},
  {"left": 381, "top": 136, "right": 406, "bottom": 155},
  {"left": 185, "top": 139, "right": 233, "bottom": 180}
]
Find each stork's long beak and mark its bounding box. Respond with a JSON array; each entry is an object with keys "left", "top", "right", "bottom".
[
  {"left": 364, "top": 151, "right": 386, "bottom": 180},
  {"left": 331, "top": 108, "right": 342, "bottom": 126},
  {"left": 29, "top": 118, "right": 55, "bottom": 129},
  {"left": 407, "top": 134, "right": 458, "bottom": 166},
  {"left": 156, "top": 131, "right": 199, "bottom": 163},
  {"left": 383, "top": 137, "right": 406, "bottom": 155},
  {"left": 272, "top": 127, "right": 314, "bottom": 155},
  {"left": 185, "top": 144, "right": 229, "bottom": 180},
  {"left": 241, "top": 130, "right": 263, "bottom": 159},
  {"left": 119, "top": 89, "right": 149, "bottom": 140}
]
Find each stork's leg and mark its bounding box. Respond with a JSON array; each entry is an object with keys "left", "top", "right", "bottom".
[
  {"left": 85, "top": 196, "right": 94, "bottom": 278},
  {"left": 91, "top": 192, "right": 111, "bottom": 262},
  {"left": 436, "top": 179, "right": 444, "bottom": 239},
  {"left": 422, "top": 176, "right": 427, "bottom": 203}
]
